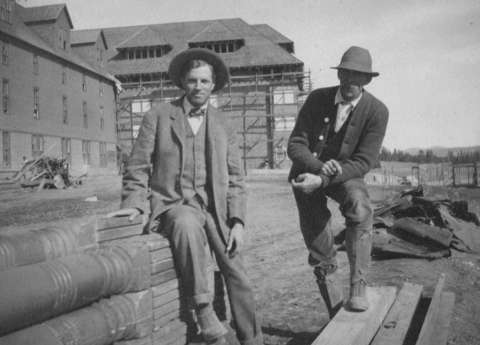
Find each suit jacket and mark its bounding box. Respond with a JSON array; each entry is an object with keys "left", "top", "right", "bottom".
[
  {"left": 287, "top": 86, "right": 388, "bottom": 186},
  {"left": 121, "top": 97, "right": 246, "bottom": 243}
]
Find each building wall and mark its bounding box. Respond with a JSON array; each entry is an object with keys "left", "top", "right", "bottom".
[{"left": 0, "top": 32, "right": 117, "bottom": 174}]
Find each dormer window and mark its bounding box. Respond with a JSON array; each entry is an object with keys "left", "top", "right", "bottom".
[
  {"left": 189, "top": 40, "right": 244, "bottom": 53},
  {"left": 119, "top": 45, "right": 171, "bottom": 60}
]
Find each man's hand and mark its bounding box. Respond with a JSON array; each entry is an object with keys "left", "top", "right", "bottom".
[
  {"left": 321, "top": 159, "right": 343, "bottom": 176},
  {"left": 291, "top": 173, "right": 323, "bottom": 194},
  {"left": 106, "top": 208, "right": 146, "bottom": 225},
  {"left": 226, "top": 222, "right": 244, "bottom": 258}
]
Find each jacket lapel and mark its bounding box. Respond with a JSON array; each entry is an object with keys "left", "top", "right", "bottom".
[
  {"left": 170, "top": 98, "right": 185, "bottom": 167},
  {"left": 206, "top": 105, "right": 218, "bottom": 191}
]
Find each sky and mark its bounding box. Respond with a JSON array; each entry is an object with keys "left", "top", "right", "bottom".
[{"left": 21, "top": 0, "right": 480, "bottom": 150}]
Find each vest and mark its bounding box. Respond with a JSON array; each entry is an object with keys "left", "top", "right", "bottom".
[
  {"left": 181, "top": 115, "right": 209, "bottom": 206},
  {"left": 319, "top": 111, "right": 353, "bottom": 162}
]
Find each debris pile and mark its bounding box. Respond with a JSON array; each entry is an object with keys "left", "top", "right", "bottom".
[
  {"left": 337, "top": 186, "right": 480, "bottom": 259},
  {"left": 2, "top": 157, "right": 87, "bottom": 191}
]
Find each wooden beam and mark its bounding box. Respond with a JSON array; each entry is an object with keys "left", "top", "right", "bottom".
[
  {"left": 429, "top": 292, "right": 455, "bottom": 345},
  {"left": 416, "top": 274, "right": 446, "bottom": 345},
  {"left": 312, "top": 286, "right": 397, "bottom": 345},
  {"left": 371, "top": 283, "right": 423, "bottom": 345}
]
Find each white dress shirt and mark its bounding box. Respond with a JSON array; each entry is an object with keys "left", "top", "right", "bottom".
[
  {"left": 183, "top": 97, "right": 208, "bottom": 135},
  {"left": 334, "top": 89, "right": 362, "bottom": 133}
]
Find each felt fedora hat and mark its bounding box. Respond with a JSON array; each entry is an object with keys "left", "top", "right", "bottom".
[
  {"left": 168, "top": 48, "right": 230, "bottom": 92},
  {"left": 331, "top": 46, "right": 379, "bottom": 77}
]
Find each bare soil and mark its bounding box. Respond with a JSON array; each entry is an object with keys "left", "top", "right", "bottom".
[{"left": 1, "top": 172, "right": 479, "bottom": 345}]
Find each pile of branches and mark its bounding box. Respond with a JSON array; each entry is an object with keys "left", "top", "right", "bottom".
[{"left": 15, "top": 157, "right": 71, "bottom": 190}]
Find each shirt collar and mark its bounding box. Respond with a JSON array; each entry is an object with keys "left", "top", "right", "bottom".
[
  {"left": 183, "top": 96, "right": 209, "bottom": 115},
  {"left": 334, "top": 87, "right": 362, "bottom": 108}
]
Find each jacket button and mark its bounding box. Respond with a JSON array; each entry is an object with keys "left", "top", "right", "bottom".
[
  {"left": 324, "top": 117, "right": 329, "bottom": 123},
  {"left": 313, "top": 152, "right": 318, "bottom": 158},
  {"left": 318, "top": 135, "right": 324, "bottom": 141}
]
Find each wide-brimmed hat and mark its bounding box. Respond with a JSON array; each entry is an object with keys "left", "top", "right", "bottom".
[
  {"left": 331, "top": 46, "right": 379, "bottom": 77},
  {"left": 168, "top": 48, "right": 229, "bottom": 92}
]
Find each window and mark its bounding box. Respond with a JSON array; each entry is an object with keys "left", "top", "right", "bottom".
[
  {"left": 0, "top": 0, "right": 13, "bottom": 24},
  {"left": 82, "top": 74, "right": 87, "bottom": 91},
  {"left": 189, "top": 40, "right": 244, "bottom": 53},
  {"left": 99, "top": 105, "right": 104, "bottom": 130},
  {"left": 82, "top": 101, "right": 87, "bottom": 128},
  {"left": 62, "top": 66, "right": 67, "bottom": 84},
  {"left": 62, "top": 95, "right": 68, "bottom": 124},
  {"left": 82, "top": 140, "right": 91, "bottom": 165},
  {"left": 2, "top": 130, "right": 10, "bottom": 167},
  {"left": 131, "top": 99, "right": 151, "bottom": 113},
  {"left": 61, "top": 137, "right": 71, "bottom": 164},
  {"left": 2, "top": 79, "right": 8, "bottom": 114},
  {"left": 33, "top": 54, "right": 39, "bottom": 75},
  {"left": 99, "top": 142, "right": 107, "bottom": 167},
  {"left": 31, "top": 134, "right": 44, "bottom": 158},
  {"left": 33, "top": 87, "right": 39, "bottom": 119},
  {"left": 1, "top": 40, "right": 8, "bottom": 65}
]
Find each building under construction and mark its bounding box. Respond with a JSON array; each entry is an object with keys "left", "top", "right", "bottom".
[{"left": 74, "top": 18, "right": 311, "bottom": 170}]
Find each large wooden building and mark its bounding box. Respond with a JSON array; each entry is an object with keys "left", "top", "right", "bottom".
[
  {"left": 0, "top": 1, "right": 118, "bottom": 175},
  {"left": 74, "top": 18, "right": 308, "bottom": 167}
]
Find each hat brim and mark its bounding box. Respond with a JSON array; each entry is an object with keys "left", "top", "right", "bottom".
[
  {"left": 168, "top": 48, "right": 230, "bottom": 92},
  {"left": 331, "top": 66, "right": 379, "bottom": 77}
]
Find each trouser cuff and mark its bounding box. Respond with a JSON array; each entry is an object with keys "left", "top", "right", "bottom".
[
  {"left": 192, "top": 292, "right": 213, "bottom": 307},
  {"left": 240, "top": 334, "right": 264, "bottom": 345}
]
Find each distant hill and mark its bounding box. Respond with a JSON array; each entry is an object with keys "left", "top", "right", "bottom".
[{"left": 404, "top": 145, "right": 480, "bottom": 157}]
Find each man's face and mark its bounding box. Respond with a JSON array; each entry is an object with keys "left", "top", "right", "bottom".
[
  {"left": 182, "top": 65, "right": 215, "bottom": 107},
  {"left": 337, "top": 69, "right": 371, "bottom": 102}
]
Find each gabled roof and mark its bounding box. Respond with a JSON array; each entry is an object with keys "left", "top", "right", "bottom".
[
  {"left": 71, "top": 29, "right": 108, "bottom": 49},
  {"left": 252, "top": 24, "right": 293, "bottom": 44},
  {"left": 18, "top": 3, "right": 73, "bottom": 29},
  {"left": 92, "top": 18, "right": 303, "bottom": 76},
  {"left": 116, "top": 26, "right": 168, "bottom": 49},
  {"left": 6, "top": 3, "right": 114, "bottom": 83},
  {"left": 189, "top": 21, "right": 243, "bottom": 43}
]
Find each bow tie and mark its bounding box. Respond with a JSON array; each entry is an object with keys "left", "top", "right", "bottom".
[{"left": 189, "top": 108, "right": 206, "bottom": 117}]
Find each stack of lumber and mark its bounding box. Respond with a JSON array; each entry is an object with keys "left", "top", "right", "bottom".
[{"left": 312, "top": 274, "right": 454, "bottom": 345}]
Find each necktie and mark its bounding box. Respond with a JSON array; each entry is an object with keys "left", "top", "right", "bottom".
[{"left": 189, "top": 107, "right": 206, "bottom": 117}]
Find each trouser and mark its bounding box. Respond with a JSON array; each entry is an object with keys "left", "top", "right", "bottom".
[
  {"left": 293, "top": 178, "right": 373, "bottom": 284},
  {"left": 158, "top": 199, "right": 262, "bottom": 345}
]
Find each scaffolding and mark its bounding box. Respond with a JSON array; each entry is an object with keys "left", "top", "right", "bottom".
[{"left": 116, "top": 70, "right": 312, "bottom": 171}]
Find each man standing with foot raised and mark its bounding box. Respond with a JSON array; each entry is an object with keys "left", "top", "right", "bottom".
[{"left": 288, "top": 46, "right": 388, "bottom": 317}]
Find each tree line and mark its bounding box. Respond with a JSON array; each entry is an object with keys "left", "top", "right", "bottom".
[{"left": 378, "top": 147, "right": 480, "bottom": 164}]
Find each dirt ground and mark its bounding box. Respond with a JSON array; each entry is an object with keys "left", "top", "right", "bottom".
[{"left": 1, "top": 172, "right": 479, "bottom": 345}]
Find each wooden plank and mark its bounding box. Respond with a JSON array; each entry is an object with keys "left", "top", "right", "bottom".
[
  {"left": 152, "top": 318, "right": 187, "bottom": 337},
  {"left": 97, "top": 225, "right": 143, "bottom": 242},
  {"left": 312, "top": 286, "right": 397, "bottom": 345},
  {"left": 371, "top": 283, "right": 423, "bottom": 345},
  {"left": 416, "top": 274, "right": 446, "bottom": 345},
  {"left": 150, "top": 248, "right": 174, "bottom": 263},
  {"left": 153, "top": 299, "right": 181, "bottom": 320},
  {"left": 151, "top": 269, "right": 177, "bottom": 286},
  {"left": 152, "top": 280, "right": 179, "bottom": 297},
  {"left": 429, "top": 292, "right": 455, "bottom": 345},
  {"left": 153, "top": 309, "right": 180, "bottom": 326},
  {"left": 150, "top": 259, "right": 174, "bottom": 275},
  {"left": 153, "top": 289, "right": 180, "bottom": 308},
  {"left": 96, "top": 216, "right": 143, "bottom": 230},
  {"left": 393, "top": 218, "right": 453, "bottom": 248},
  {"left": 114, "top": 336, "right": 152, "bottom": 345}
]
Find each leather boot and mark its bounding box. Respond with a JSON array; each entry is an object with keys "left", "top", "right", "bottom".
[
  {"left": 314, "top": 259, "right": 344, "bottom": 318},
  {"left": 345, "top": 229, "right": 372, "bottom": 312},
  {"left": 195, "top": 304, "right": 228, "bottom": 343}
]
